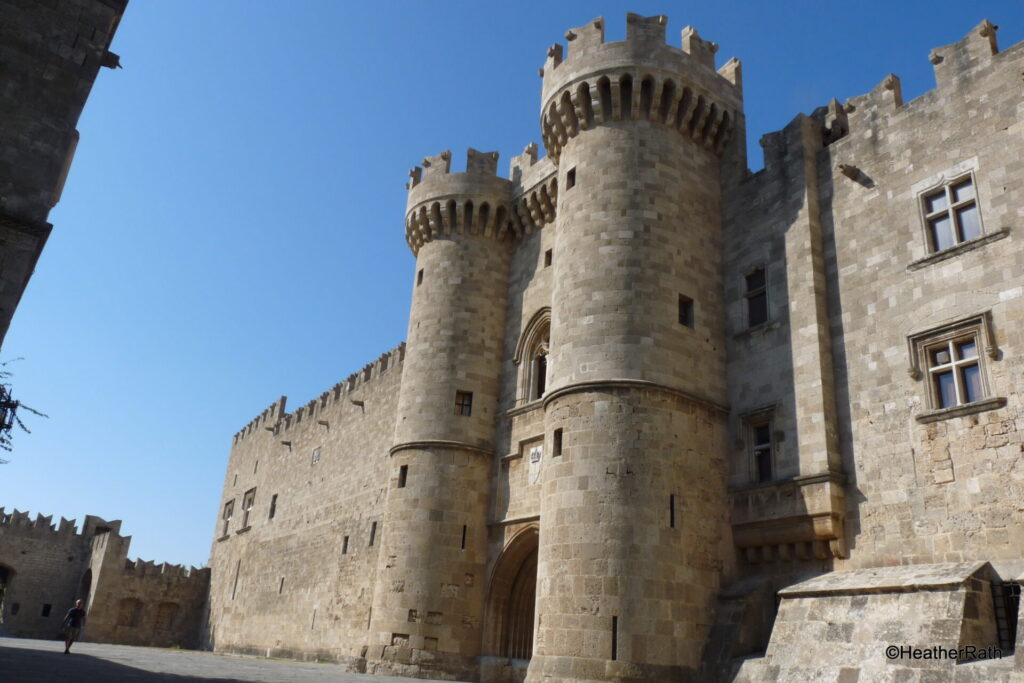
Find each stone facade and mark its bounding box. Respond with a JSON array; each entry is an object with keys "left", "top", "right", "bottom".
[
  {"left": 0, "top": 0, "right": 127, "bottom": 347},
  {"left": 0, "top": 508, "right": 209, "bottom": 648},
  {"left": 208, "top": 14, "right": 1024, "bottom": 683}
]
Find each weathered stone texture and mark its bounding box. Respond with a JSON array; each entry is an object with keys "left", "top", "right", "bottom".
[
  {"left": 206, "top": 13, "right": 1024, "bottom": 683},
  {"left": 0, "top": 0, "right": 126, "bottom": 346},
  {"left": 0, "top": 509, "right": 208, "bottom": 648}
]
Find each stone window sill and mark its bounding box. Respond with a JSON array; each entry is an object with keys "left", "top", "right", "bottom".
[
  {"left": 733, "top": 319, "right": 782, "bottom": 341},
  {"left": 234, "top": 526, "right": 252, "bottom": 535},
  {"left": 216, "top": 535, "right": 231, "bottom": 543},
  {"left": 907, "top": 227, "right": 1010, "bottom": 272},
  {"left": 915, "top": 396, "right": 1007, "bottom": 424},
  {"left": 504, "top": 399, "right": 543, "bottom": 418}
]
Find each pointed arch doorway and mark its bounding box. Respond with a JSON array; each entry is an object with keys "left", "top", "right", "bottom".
[{"left": 484, "top": 527, "right": 539, "bottom": 661}]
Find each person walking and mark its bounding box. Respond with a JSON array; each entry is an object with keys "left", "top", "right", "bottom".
[{"left": 62, "top": 599, "right": 86, "bottom": 654}]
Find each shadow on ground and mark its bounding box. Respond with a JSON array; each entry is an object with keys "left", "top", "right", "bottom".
[{"left": 0, "top": 642, "right": 247, "bottom": 682}]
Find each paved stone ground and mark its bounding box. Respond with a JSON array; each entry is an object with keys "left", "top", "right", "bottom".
[{"left": 0, "top": 637, "right": 461, "bottom": 682}]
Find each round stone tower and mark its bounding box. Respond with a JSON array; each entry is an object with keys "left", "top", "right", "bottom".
[
  {"left": 529, "top": 14, "right": 742, "bottom": 682},
  {"left": 367, "top": 149, "right": 513, "bottom": 679}
]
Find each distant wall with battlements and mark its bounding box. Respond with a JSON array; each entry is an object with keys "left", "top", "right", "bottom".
[{"left": 0, "top": 507, "right": 208, "bottom": 648}]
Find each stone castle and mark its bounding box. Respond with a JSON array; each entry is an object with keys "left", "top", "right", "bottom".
[
  {"left": 205, "top": 13, "right": 1024, "bottom": 683},
  {"left": 3, "top": 5, "right": 1024, "bottom": 682}
]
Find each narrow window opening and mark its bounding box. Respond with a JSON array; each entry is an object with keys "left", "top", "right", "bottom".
[
  {"left": 222, "top": 500, "right": 234, "bottom": 537},
  {"left": 41, "top": 604, "right": 52, "bottom": 618},
  {"left": 268, "top": 494, "right": 277, "bottom": 520},
  {"left": 232, "top": 473, "right": 237, "bottom": 487},
  {"left": 544, "top": 249, "right": 553, "bottom": 267},
  {"left": 231, "top": 560, "right": 241, "bottom": 600},
  {"left": 278, "top": 577, "right": 284, "bottom": 594},
  {"left": 397, "top": 465, "right": 408, "bottom": 489},
  {"left": 553, "top": 428, "right": 563, "bottom": 457},
  {"left": 745, "top": 267, "right": 768, "bottom": 328},
  {"left": 678, "top": 294, "right": 694, "bottom": 329},
  {"left": 369, "top": 521, "right": 377, "bottom": 547},
  {"left": 534, "top": 355, "right": 547, "bottom": 398},
  {"left": 670, "top": 494, "right": 676, "bottom": 529},
  {"left": 241, "top": 488, "right": 256, "bottom": 528},
  {"left": 461, "top": 524, "right": 467, "bottom": 550},
  {"left": 611, "top": 615, "right": 618, "bottom": 661},
  {"left": 752, "top": 422, "right": 773, "bottom": 483},
  {"left": 994, "top": 582, "right": 1020, "bottom": 651},
  {"left": 343, "top": 536, "right": 349, "bottom": 554},
  {"left": 566, "top": 167, "right": 576, "bottom": 190},
  {"left": 311, "top": 608, "right": 316, "bottom": 630},
  {"left": 253, "top": 460, "right": 258, "bottom": 474},
  {"left": 417, "top": 269, "right": 424, "bottom": 286},
  {"left": 455, "top": 391, "right": 473, "bottom": 417}
]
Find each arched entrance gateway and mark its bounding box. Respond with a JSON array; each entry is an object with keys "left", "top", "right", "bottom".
[{"left": 484, "top": 527, "right": 539, "bottom": 664}]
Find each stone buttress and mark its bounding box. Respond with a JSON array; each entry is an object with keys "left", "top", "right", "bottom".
[
  {"left": 366, "top": 150, "right": 514, "bottom": 678},
  {"left": 527, "top": 14, "right": 742, "bottom": 682}
]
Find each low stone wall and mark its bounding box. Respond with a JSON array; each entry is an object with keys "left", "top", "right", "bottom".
[{"left": 733, "top": 562, "right": 1017, "bottom": 681}]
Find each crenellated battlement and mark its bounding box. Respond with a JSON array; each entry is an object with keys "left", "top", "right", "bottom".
[
  {"left": 405, "top": 149, "right": 514, "bottom": 255},
  {"left": 538, "top": 13, "right": 743, "bottom": 163},
  {"left": 750, "top": 19, "right": 1013, "bottom": 175},
  {"left": 0, "top": 507, "right": 122, "bottom": 539},
  {"left": 122, "top": 557, "right": 209, "bottom": 581},
  {"left": 232, "top": 342, "right": 406, "bottom": 445}
]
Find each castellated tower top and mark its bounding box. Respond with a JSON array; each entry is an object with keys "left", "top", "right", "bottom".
[
  {"left": 404, "top": 148, "right": 513, "bottom": 256},
  {"left": 539, "top": 13, "right": 743, "bottom": 163}
]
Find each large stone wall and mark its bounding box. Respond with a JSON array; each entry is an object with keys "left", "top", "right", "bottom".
[
  {"left": 207, "top": 345, "right": 404, "bottom": 667},
  {"left": 0, "top": 0, "right": 126, "bottom": 346}
]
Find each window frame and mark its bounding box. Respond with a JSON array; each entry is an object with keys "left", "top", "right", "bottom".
[
  {"left": 454, "top": 390, "right": 473, "bottom": 417},
  {"left": 742, "top": 409, "right": 776, "bottom": 484},
  {"left": 240, "top": 488, "right": 256, "bottom": 529},
  {"left": 221, "top": 499, "right": 234, "bottom": 537},
  {"left": 744, "top": 266, "right": 769, "bottom": 329},
  {"left": 918, "top": 171, "right": 983, "bottom": 254},
  {"left": 908, "top": 313, "right": 1003, "bottom": 421}
]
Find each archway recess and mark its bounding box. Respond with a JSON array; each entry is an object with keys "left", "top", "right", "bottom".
[{"left": 483, "top": 527, "right": 539, "bottom": 660}]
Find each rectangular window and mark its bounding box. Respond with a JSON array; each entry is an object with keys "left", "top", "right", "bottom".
[
  {"left": 41, "top": 604, "right": 52, "bottom": 618},
  {"left": 566, "top": 167, "right": 576, "bottom": 189},
  {"left": 553, "top": 428, "right": 563, "bottom": 457},
  {"left": 461, "top": 524, "right": 467, "bottom": 550},
  {"left": 669, "top": 494, "right": 676, "bottom": 529},
  {"left": 369, "top": 521, "right": 378, "bottom": 547},
  {"left": 909, "top": 314, "right": 997, "bottom": 418},
  {"left": 397, "top": 465, "right": 408, "bottom": 488},
  {"left": 926, "top": 336, "right": 984, "bottom": 409},
  {"left": 751, "top": 420, "right": 773, "bottom": 483},
  {"left": 268, "top": 494, "right": 277, "bottom": 520},
  {"left": 922, "top": 175, "right": 982, "bottom": 252},
  {"left": 342, "top": 536, "right": 349, "bottom": 554},
  {"left": 311, "top": 447, "right": 321, "bottom": 465},
  {"left": 678, "top": 294, "right": 694, "bottom": 329},
  {"left": 417, "top": 268, "right": 424, "bottom": 286},
  {"left": 241, "top": 488, "right": 256, "bottom": 528},
  {"left": 454, "top": 391, "right": 473, "bottom": 417},
  {"left": 222, "top": 500, "right": 234, "bottom": 537},
  {"left": 745, "top": 267, "right": 768, "bottom": 327},
  {"left": 544, "top": 248, "right": 553, "bottom": 267},
  {"left": 279, "top": 577, "right": 285, "bottom": 594}
]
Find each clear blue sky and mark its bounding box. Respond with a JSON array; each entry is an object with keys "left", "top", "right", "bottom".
[{"left": 4, "top": 2, "right": 1022, "bottom": 568}]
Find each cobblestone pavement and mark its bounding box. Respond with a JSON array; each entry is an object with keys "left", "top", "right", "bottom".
[{"left": 0, "top": 637, "right": 463, "bottom": 682}]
